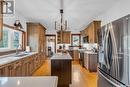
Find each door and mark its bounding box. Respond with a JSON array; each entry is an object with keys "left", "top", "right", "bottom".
[{"left": 46, "top": 35, "right": 56, "bottom": 57}]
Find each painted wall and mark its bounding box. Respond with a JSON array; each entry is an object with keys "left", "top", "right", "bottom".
[
  {"left": 3, "top": 11, "right": 27, "bottom": 31},
  {"left": 96, "top": 0, "right": 130, "bottom": 26}
]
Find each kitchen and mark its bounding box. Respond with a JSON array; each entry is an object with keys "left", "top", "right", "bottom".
[{"left": 0, "top": 0, "right": 130, "bottom": 87}]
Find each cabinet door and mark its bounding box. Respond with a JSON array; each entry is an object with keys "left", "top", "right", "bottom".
[
  {"left": 73, "top": 50, "right": 79, "bottom": 60},
  {"left": 14, "top": 61, "right": 22, "bottom": 76},
  {"left": 84, "top": 53, "right": 89, "bottom": 69},
  {"left": 89, "top": 54, "right": 97, "bottom": 72},
  {"left": 63, "top": 31, "right": 71, "bottom": 43},
  {"left": 22, "top": 58, "right": 30, "bottom": 76},
  {"left": 8, "top": 64, "right": 14, "bottom": 76},
  {"left": 0, "top": 66, "right": 8, "bottom": 76}
]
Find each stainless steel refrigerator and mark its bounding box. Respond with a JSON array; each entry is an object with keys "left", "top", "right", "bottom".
[{"left": 98, "top": 15, "right": 130, "bottom": 87}]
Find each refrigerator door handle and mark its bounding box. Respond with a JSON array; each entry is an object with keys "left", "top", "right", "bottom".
[
  {"left": 105, "top": 29, "right": 111, "bottom": 69},
  {"left": 99, "top": 71, "right": 121, "bottom": 87}
]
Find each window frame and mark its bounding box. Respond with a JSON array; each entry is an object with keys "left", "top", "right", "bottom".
[
  {"left": 71, "top": 34, "right": 81, "bottom": 47},
  {"left": 0, "top": 24, "right": 25, "bottom": 52}
]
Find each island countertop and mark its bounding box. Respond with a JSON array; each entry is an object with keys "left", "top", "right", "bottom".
[
  {"left": 51, "top": 53, "right": 72, "bottom": 60},
  {"left": 0, "top": 76, "right": 58, "bottom": 87}
]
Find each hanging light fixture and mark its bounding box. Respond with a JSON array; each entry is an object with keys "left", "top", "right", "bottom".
[
  {"left": 14, "top": 20, "right": 23, "bottom": 29},
  {"left": 55, "top": 0, "right": 67, "bottom": 31}
]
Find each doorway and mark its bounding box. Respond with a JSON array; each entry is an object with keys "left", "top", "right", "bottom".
[{"left": 46, "top": 34, "right": 56, "bottom": 57}]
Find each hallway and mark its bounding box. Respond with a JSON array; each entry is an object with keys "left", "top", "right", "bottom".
[{"left": 33, "top": 60, "right": 97, "bottom": 87}]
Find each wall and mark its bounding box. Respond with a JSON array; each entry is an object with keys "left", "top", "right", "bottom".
[
  {"left": 96, "top": 0, "right": 130, "bottom": 26},
  {"left": 3, "top": 11, "right": 27, "bottom": 31}
]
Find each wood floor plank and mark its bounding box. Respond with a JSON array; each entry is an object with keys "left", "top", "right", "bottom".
[{"left": 33, "top": 60, "right": 97, "bottom": 87}]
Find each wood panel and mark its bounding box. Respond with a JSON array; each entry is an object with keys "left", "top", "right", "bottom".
[
  {"left": 80, "top": 21, "right": 101, "bottom": 43},
  {"left": 57, "top": 31, "right": 71, "bottom": 44},
  {"left": 51, "top": 60, "right": 72, "bottom": 87},
  {"left": 27, "top": 23, "right": 46, "bottom": 53},
  {"left": 63, "top": 31, "right": 71, "bottom": 43}
]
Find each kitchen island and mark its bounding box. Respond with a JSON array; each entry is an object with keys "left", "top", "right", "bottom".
[
  {"left": 51, "top": 53, "right": 72, "bottom": 87},
  {"left": 0, "top": 76, "right": 58, "bottom": 87}
]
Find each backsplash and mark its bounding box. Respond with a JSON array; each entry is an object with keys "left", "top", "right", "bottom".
[{"left": 82, "top": 43, "right": 98, "bottom": 50}]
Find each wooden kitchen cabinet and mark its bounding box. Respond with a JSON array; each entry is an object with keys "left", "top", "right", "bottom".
[
  {"left": 73, "top": 50, "right": 79, "bottom": 60},
  {"left": 0, "top": 66, "right": 8, "bottom": 76},
  {"left": 81, "top": 21, "right": 101, "bottom": 43},
  {"left": 51, "top": 59, "right": 72, "bottom": 87},
  {"left": 22, "top": 58, "right": 30, "bottom": 76},
  {"left": 84, "top": 53, "right": 98, "bottom": 72},
  {"left": 68, "top": 50, "right": 79, "bottom": 61},
  {"left": 57, "top": 31, "right": 71, "bottom": 44},
  {"left": 8, "top": 64, "right": 14, "bottom": 76},
  {"left": 62, "top": 31, "right": 71, "bottom": 43},
  {"left": 0, "top": 53, "right": 43, "bottom": 77},
  {"left": 13, "top": 61, "right": 22, "bottom": 76},
  {"left": 27, "top": 23, "right": 46, "bottom": 52}
]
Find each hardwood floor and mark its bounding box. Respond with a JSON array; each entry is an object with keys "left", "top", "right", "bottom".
[{"left": 33, "top": 60, "right": 97, "bottom": 87}]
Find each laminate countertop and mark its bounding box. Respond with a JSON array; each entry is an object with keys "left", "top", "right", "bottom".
[
  {"left": 0, "top": 76, "right": 58, "bottom": 87},
  {"left": 51, "top": 53, "right": 72, "bottom": 60},
  {"left": 0, "top": 52, "right": 38, "bottom": 66}
]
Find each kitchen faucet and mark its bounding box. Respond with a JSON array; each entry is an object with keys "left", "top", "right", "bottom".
[{"left": 16, "top": 44, "right": 22, "bottom": 55}]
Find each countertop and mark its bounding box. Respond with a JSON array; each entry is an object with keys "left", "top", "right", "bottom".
[
  {"left": 51, "top": 53, "right": 72, "bottom": 60},
  {"left": 0, "top": 52, "right": 38, "bottom": 66},
  {"left": 84, "top": 51, "right": 97, "bottom": 54},
  {"left": 78, "top": 49, "right": 97, "bottom": 54},
  {"left": 0, "top": 76, "right": 58, "bottom": 87}
]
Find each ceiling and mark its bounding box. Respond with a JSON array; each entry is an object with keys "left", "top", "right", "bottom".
[{"left": 15, "top": 0, "right": 120, "bottom": 33}]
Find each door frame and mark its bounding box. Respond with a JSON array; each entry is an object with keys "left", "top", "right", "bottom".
[{"left": 45, "top": 34, "right": 56, "bottom": 53}]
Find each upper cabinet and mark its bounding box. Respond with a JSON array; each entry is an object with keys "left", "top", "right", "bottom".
[
  {"left": 81, "top": 21, "right": 101, "bottom": 43},
  {"left": 0, "top": 1, "right": 3, "bottom": 40},
  {"left": 57, "top": 31, "right": 71, "bottom": 44},
  {"left": 27, "top": 23, "right": 46, "bottom": 53}
]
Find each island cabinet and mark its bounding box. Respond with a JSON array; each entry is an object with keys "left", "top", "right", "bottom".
[
  {"left": 51, "top": 53, "right": 72, "bottom": 87},
  {"left": 0, "top": 53, "right": 43, "bottom": 77}
]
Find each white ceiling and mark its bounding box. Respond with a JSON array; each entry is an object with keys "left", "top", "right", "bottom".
[{"left": 15, "top": 0, "right": 120, "bottom": 33}]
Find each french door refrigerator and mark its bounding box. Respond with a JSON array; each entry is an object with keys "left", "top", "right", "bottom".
[{"left": 98, "top": 15, "right": 130, "bottom": 87}]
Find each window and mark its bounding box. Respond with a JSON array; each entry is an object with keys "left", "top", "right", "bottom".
[
  {"left": 0, "top": 26, "right": 23, "bottom": 51},
  {"left": 0, "top": 29, "right": 8, "bottom": 48},
  {"left": 71, "top": 34, "right": 81, "bottom": 46},
  {"left": 13, "top": 31, "right": 22, "bottom": 49}
]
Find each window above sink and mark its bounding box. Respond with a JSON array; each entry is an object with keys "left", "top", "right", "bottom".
[{"left": 0, "top": 25, "right": 23, "bottom": 52}]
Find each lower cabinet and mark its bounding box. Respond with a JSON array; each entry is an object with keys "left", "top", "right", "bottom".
[
  {"left": 0, "top": 53, "right": 45, "bottom": 77},
  {"left": 14, "top": 61, "right": 22, "bottom": 76},
  {"left": 84, "top": 53, "right": 98, "bottom": 72},
  {"left": 0, "top": 66, "right": 8, "bottom": 76},
  {"left": 68, "top": 50, "right": 79, "bottom": 60},
  {"left": 8, "top": 64, "right": 14, "bottom": 76}
]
